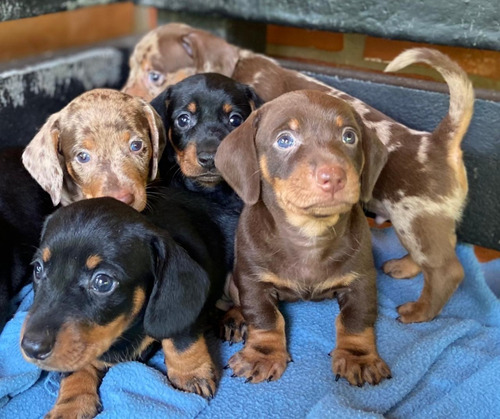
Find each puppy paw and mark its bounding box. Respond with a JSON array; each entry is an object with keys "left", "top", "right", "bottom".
[
  {"left": 331, "top": 348, "right": 391, "bottom": 386},
  {"left": 220, "top": 306, "right": 247, "bottom": 344},
  {"left": 383, "top": 256, "right": 421, "bottom": 279},
  {"left": 167, "top": 361, "right": 218, "bottom": 399},
  {"left": 397, "top": 301, "right": 437, "bottom": 323},
  {"left": 228, "top": 345, "right": 290, "bottom": 383},
  {"left": 45, "top": 394, "right": 101, "bottom": 419}
]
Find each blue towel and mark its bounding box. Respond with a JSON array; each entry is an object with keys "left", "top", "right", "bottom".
[{"left": 1, "top": 227, "right": 499, "bottom": 418}]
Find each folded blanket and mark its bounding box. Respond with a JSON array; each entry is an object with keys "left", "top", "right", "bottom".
[{"left": 1, "top": 227, "right": 499, "bottom": 419}]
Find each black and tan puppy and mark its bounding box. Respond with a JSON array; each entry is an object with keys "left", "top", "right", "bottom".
[
  {"left": 215, "top": 90, "right": 391, "bottom": 386},
  {"left": 150, "top": 73, "right": 262, "bottom": 268},
  {"left": 20, "top": 190, "right": 228, "bottom": 418}
]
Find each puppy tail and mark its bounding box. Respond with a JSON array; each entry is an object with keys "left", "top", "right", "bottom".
[{"left": 384, "top": 48, "right": 474, "bottom": 150}]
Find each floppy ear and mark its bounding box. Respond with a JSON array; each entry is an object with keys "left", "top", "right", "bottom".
[
  {"left": 140, "top": 100, "right": 166, "bottom": 180},
  {"left": 22, "top": 112, "right": 63, "bottom": 206},
  {"left": 144, "top": 233, "right": 210, "bottom": 340},
  {"left": 214, "top": 111, "right": 261, "bottom": 205},
  {"left": 149, "top": 88, "right": 171, "bottom": 126},
  {"left": 358, "top": 122, "right": 388, "bottom": 202},
  {"left": 181, "top": 30, "right": 239, "bottom": 77}
]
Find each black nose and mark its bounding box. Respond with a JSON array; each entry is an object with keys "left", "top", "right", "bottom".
[
  {"left": 197, "top": 152, "right": 215, "bottom": 169},
  {"left": 21, "top": 329, "right": 55, "bottom": 360}
]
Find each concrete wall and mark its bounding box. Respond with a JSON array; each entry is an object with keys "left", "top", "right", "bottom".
[{"left": 141, "top": 0, "right": 500, "bottom": 51}]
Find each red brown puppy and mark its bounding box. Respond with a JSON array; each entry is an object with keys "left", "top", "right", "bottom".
[
  {"left": 22, "top": 88, "right": 166, "bottom": 211},
  {"left": 215, "top": 90, "right": 391, "bottom": 386},
  {"left": 123, "top": 24, "right": 474, "bottom": 323}
]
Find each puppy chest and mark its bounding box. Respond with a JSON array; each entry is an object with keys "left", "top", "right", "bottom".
[{"left": 258, "top": 269, "right": 358, "bottom": 301}]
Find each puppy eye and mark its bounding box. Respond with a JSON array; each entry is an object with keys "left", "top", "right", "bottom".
[
  {"left": 276, "top": 133, "right": 296, "bottom": 149},
  {"left": 90, "top": 274, "right": 117, "bottom": 295},
  {"left": 33, "top": 261, "right": 43, "bottom": 282},
  {"left": 176, "top": 113, "right": 191, "bottom": 129},
  {"left": 148, "top": 71, "right": 165, "bottom": 86},
  {"left": 76, "top": 151, "right": 91, "bottom": 163},
  {"left": 229, "top": 112, "right": 243, "bottom": 127},
  {"left": 342, "top": 128, "right": 358, "bottom": 145},
  {"left": 130, "top": 140, "right": 143, "bottom": 152}
]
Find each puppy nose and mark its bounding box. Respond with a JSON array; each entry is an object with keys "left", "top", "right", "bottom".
[
  {"left": 315, "top": 166, "right": 346, "bottom": 193},
  {"left": 115, "top": 192, "right": 134, "bottom": 205},
  {"left": 21, "top": 330, "right": 54, "bottom": 360},
  {"left": 197, "top": 152, "right": 215, "bottom": 169}
]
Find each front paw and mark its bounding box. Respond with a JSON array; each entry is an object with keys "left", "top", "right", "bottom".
[
  {"left": 45, "top": 394, "right": 101, "bottom": 419},
  {"left": 331, "top": 348, "right": 391, "bottom": 386},
  {"left": 167, "top": 361, "right": 218, "bottom": 399},
  {"left": 220, "top": 306, "right": 247, "bottom": 344},
  {"left": 228, "top": 344, "right": 290, "bottom": 383}
]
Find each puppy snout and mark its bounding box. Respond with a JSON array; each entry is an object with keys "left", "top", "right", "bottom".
[
  {"left": 315, "top": 166, "right": 346, "bottom": 194},
  {"left": 197, "top": 151, "right": 215, "bottom": 169},
  {"left": 21, "top": 329, "right": 55, "bottom": 361}
]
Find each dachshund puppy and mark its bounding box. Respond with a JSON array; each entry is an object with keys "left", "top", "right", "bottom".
[
  {"left": 215, "top": 90, "right": 391, "bottom": 386},
  {"left": 20, "top": 190, "right": 228, "bottom": 417},
  {"left": 150, "top": 73, "right": 262, "bottom": 269},
  {"left": 124, "top": 23, "right": 474, "bottom": 323},
  {"left": 22, "top": 88, "right": 166, "bottom": 212},
  {"left": 122, "top": 23, "right": 237, "bottom": 101}
]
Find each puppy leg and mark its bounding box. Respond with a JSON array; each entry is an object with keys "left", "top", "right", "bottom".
[
  {"left": 393, "top": 215, "right": 464, "bottom": 323},
  {"left": 162, "top": 334, "right": 218, "bottom": 399},
  {"left": 46, "top": 363, "right": 104, "bottom": 419},
  {"left": 331, "top": 279, "right": 391, "bottom": 386},
  {"left": 228, "top": 288, "right": 290, "bottom": 383},
  {"left": 221, "top": 306, "right": 248, "bottom": 344}
]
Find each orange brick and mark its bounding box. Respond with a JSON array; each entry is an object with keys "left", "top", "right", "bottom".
[
  {"left": 475, "top": 246, "right": 500, "bottom": 263},
  {"left": 364, "top": 36, "right": 500, "bottom": 79},
  {"left": 0, "top": 3, "right": 135, "bottom": 62},
  {"left": 267, "top": 24, "right": 343, "bottom": 52}
]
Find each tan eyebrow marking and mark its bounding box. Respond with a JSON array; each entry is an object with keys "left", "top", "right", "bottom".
[{"left": 86, "top": 255, "right": 102, "bottom": 270}]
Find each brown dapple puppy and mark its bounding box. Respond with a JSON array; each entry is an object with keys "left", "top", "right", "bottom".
[
  {"left": 123, "top": 24, "right": 474, "bottom": 323},
  {"left": 122, "top": 23, "right": 237, "bottom": 101},
  {"left": 22, "top": 88, "right": 166, "bottom": 211},
  {"left": 214, "top": 90, "right": 391, "bottom": 386}
]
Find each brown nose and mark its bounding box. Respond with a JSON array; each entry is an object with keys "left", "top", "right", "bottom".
[
  {"left": 315, "top": 166, "right": 346, "bottom": 193},
  {"left": 115, "top": 192, "right": 135, "bottom": 205}
]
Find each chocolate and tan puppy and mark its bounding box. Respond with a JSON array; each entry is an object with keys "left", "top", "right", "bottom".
[{"left": 215, "top": 90, "right": 391, "bottom": 386}]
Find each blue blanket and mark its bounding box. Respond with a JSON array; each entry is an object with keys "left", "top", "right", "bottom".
[{"left": 1, "top": 227, "right": 499, "bottom": 418}]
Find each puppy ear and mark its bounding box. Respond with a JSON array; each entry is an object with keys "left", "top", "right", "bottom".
[
  {"left": 244, "top": 86, "right": 264, "bottom": 110},
  {"left": 215, "top": 111, "right": 261, "bottom": 205},
  {"left": 144, "top": 233, "right": 210, "bottom": 339},
  {"left": 181, "top": 31, "right": 239, "bottom": 77},
  {"left": 22, "top": 113, "right": 63, "bottom": 206},
  {"left": 141, "top": 100, "right": 166, "bottom": 181},
  {"left": 149, "top": 88, "right": 171, "bottom": 125},
  {"left": 358, "top": 122, "right": 388, "bottom": 202}
]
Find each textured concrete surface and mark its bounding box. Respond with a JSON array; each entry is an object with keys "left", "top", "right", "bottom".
[
  {"left": 0, "top": 0, "right": 128, "bottom": 21},
  {"left": 140, "top": 0, "right": 500, "bottom": 51},
  {"left": 0, "top": 47, "right": 127, "bottom": 147}
]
